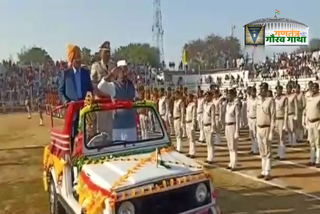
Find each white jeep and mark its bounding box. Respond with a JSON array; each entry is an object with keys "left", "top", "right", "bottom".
[{"left": 43, "top": 100, "right": 220, "bottom": 214}]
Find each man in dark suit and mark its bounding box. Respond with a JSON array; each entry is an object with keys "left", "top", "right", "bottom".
[{"left": 58, "top": 44, "right": 93, "bottom": 141}]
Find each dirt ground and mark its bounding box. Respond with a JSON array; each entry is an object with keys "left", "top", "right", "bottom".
[{"left": 0, "top": 113, "right": 320, "bottom": 214}]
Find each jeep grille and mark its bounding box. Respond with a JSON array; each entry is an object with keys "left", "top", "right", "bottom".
[{"left": 115, "top": 180, "right": 211, "bottom": 214}]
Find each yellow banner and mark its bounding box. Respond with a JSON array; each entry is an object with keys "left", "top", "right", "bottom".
[{"left": 182, "top": 49, "right": 188, "bottom": 65}]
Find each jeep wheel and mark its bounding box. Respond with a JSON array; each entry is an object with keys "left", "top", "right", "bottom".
[{"left": 49, "top": 177, "right": 67, "bottom": 214}]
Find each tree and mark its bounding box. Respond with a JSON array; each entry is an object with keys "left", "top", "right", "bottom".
[
  {"left": 17, "top": 46, "right": 50, "bottom": 65},
  {"left": 81, "top": 47, "right": 92, "bottom": 65},
  {"left": 183, "top": 34, "right": 242, "bottom": 70},
  {"left": 296, "top": 38, "right": 320, "bottom": 53},
  {"left": 308, "top": 38, "right": 320, "bottom": 51},
  {"left": 112, "top": 43, "right": 160, "bottom": 67}
]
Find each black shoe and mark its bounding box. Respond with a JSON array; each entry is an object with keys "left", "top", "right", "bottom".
[
  {"left": 315, "top": 164, "right": 320, "bottom": 168},
  {"left": 274, "top": 156, "right": 280, "bottom": 160},
  {"left": 186, "top": 154, "right": 195, "bottom": 158},
  {"left": 248, "top": 151, "right": 255, "bottom": 155},
  {"left": 205, "top": 160, "right": 214, "bottom": 165},
  {"left": 175, "top": 149, "right": 181, "bottom": 153},
  {"left": 257, "top": 174, "right": 264, "bottom": 179},
  {"left": 306, "top": 162, "right": 315, "bottom": 166},
  {"left": 226, "top": 166, "right": 231, "bottom": 170},
  {"left": 264, "top": 175, "right": 272, "bottom": 181}
]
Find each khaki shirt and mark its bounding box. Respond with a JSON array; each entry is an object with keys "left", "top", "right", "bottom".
[
  {"left": 296, "top": 93, "right": 306, "bottom": 111},
  {"left": 173, "top": 99, "right": 184, "bottom": 119},
  {"left": 225, "top": 101, "right": 240, "bottom": 133},
  {"left": 197, "top": 97, "right": 205, "bottom": 114},
  {"left": 185, "top": 102, "right": 196, "bottom": 127},
  {"left": 247, "top": 97, "right": 258, "bottom": 119},
  {"left": 158, "top": 96, "right": 169, "bottom": 117},
  {"left": 306, "top": 94, "right": 320, "bottom": 121},
  {"left": 212, "top": 97, "right": 222, "bottom": 121},
  {"left": 287, "top": 94, "right": 298, "bottom": 119},
  {"left": 304, "top": 91, "right": 312, "bottom": 116},
  {"left": 91, "top": 61, "right": 109, "bottom": 84},
  {"left": 203, "top": 101, "right": 215, "bottom": 130},
  {"left": 275, "top": 95, "right": 288, "bottom": 119},
  {"left": 256, "top": 97, "right": 275, "bottom": 129},
  {"left": 91, "top": 61, "right": 109, "bottom": 96}
]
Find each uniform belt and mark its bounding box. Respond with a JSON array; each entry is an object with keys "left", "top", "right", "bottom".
[
  {"left": 249, "top": 117, "right": 256, "bottom": 119},
  {"left": 276, "top": 117, "right": 284, "bottom": 120},
  {"left": 257, "top": 124, "right": 270, "bottom": 128},
  {"left": 174, "top": 117, "right": 180, "bottom": 120},
  {"left": 225, "top": 122, "right": 235, "bottom": 126},
  {"left": 203, "top": 123, "right": 211, "bottom": 126},
  {"left": 288, "top": 112, "right": 294, "bottom": 115},
  {"left": 215, "top": 114, "right": 219, "bottom": 116},
  {"left": 186, "top": 120, "right": 192, "bottom": 123},
  {"left": 197, "top": 112, "right": 203, "bottom": 114},
  {"left": 308, "top": 118, "right": 320, "bottom": 123}
]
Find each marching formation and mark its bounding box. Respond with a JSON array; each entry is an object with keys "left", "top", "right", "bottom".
[
  {"left": 17, "top": 41, "right": 320, "bottom": 182},
  {"left": 136, "top": 80, "right": 320, "bottom": 180}
]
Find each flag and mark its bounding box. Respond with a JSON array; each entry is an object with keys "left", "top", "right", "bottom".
[
  {"left": 182, "top": 49, "right": 188, "bottom": 65},
  {"left": 275, "top": 9, "right": 280, "bottom": 15}
]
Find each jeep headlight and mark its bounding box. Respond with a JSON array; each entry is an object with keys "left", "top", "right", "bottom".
[
  {"left": 117, "top": 201, "right": 135, "bottom": 214},
  {"left": 195, "top": 183, "right": 208, "bottom": 203}
]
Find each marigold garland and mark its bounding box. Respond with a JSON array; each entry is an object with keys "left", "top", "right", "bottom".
[
  {"left": 75, "top": 144, "right": 207, "bottom": 214},
  {"left": 77, "top": 171, "right": 116, "bottom": 214},
  {"left": 43, "top": 146, "right": 66, "bottom": 191}
]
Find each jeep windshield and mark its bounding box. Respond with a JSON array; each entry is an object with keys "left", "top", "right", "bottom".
[{"left": 81, "top": 104, "right": 166, "bottom": 149}]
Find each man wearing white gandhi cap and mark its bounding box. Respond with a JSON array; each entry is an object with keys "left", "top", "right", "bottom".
[{"left": 97, "top": 60, "right": 140, "bottom": 141}]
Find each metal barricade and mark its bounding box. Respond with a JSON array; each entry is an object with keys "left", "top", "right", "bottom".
[{"left": 45, "top": 90, "right": 64, "bottom": 119}]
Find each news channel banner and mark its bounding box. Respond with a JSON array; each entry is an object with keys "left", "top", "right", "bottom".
[{"left": 243, "top": 11, "right": 309, "bottom": 46}]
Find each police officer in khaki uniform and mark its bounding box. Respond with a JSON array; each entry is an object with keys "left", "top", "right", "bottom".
[
  {"left": 274, "top": 85, "right": 288, "bottom": 160},
  {"left": 167, "top": 87, "right": 174, "bottom": 135},
  {"left": 247, "top": 87, "right": 258, "bottom": 155},
  {"left": 181, "top": 87, "right": 188, "bottom": 138},
  {"left": 158, "top": 88, "right": 169, "bottom": 123},
  {"left": 137, "top": 86, "right": 149, "bottom": 139},
  {"left": 225, "top": 88, "right": 240, "bottom": 170},
  {"left": 256, "top": 83, "right": 275, "bottom": 180},
  {"left": 91, "top": 41, "right": 113, "bottom": 137},
  {"left": 286, "top": 83, "right": 298, "bottom": 147},
  {"left": 91, "top": 41, "right": 112, "bottom": 96},
  {"left": 303, "top": 81, "right": 313, "bottom": 135},
  {"left": 197, "top": 90, "right": 205, "bottom": 143},
  {"left": 203, "top": 91, "right": 216, "bottom": 164},
  {"left": 173, "top": 90, "right": 185, "bottom": 152},
  {"left": 295, "top": 84, "right": 306, "bottom": 142},
  {"left": 212, "top": 89, "right": 223, "bottom": 145},
  {"left": 305, "top": 83, "right": 320, "bottom": 167},
  {"left": 185, "top": 93, "right": 197, "bottom": 158}
]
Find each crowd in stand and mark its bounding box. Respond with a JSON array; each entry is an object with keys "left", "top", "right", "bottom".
[
  {"left": 0, "top": 60, "right": 153, "bottom": 111},
  {"left": 1, "top": 49, "right": 320, "bottom": 112}
]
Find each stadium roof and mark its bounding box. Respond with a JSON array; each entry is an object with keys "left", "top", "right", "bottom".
[{"left": 244, "top": 16, "right": 308, "bottom": 27}]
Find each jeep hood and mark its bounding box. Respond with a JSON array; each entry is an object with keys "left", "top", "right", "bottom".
[{"left": 81, "top": 150, "right": 203, "bottom": 191}]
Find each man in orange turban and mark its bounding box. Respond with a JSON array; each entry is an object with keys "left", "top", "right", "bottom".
[{"left": 59, "top": 44, "right": 93, "bottom": 144}]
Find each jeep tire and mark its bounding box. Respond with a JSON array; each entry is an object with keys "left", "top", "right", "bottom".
[{"left": 49, "top": 177, "right": 67, "bottom": 214}]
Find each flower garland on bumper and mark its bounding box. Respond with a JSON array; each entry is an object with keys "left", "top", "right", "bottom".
[{"left": 43, "top": 146, "right": 66, "bottom": 191}]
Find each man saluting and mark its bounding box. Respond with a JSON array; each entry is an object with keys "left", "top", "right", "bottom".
[
  {"left": 98, "top": 60, "right": 139, "bottom": 141},
  {"left": 90, "top": 41, "right": 114, "bottom": 137}
]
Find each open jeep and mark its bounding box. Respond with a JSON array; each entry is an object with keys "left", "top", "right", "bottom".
[{"left": 43, "top": 98, "right": 220, "bottom": 214}]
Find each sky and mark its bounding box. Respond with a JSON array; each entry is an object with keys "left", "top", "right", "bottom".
[{"left": 0, "top": 0, "right": 319, "bottom": 64}]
